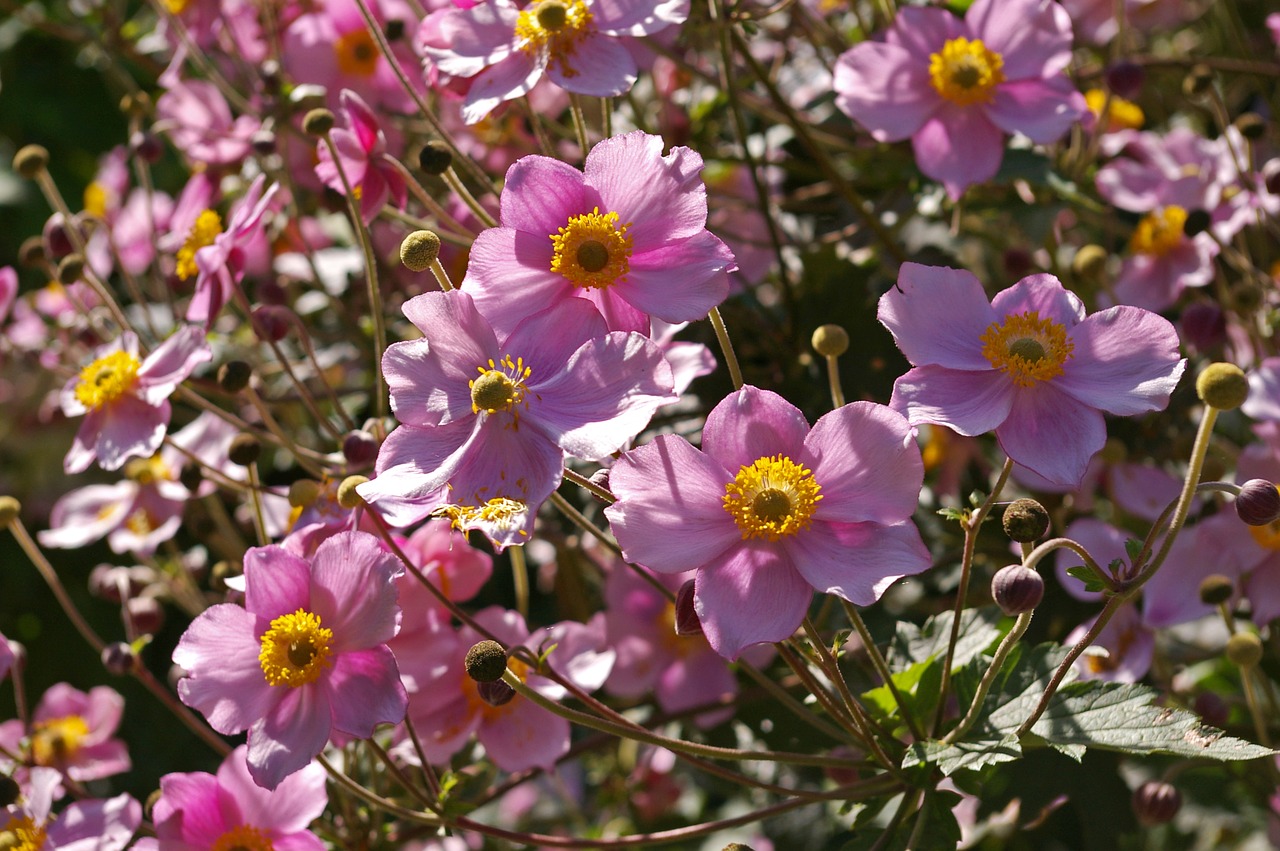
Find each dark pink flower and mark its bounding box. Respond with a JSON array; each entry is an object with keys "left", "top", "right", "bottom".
[
  {"left": 315, "top": 89, "right": 408, "bottom": 224},
  {"left": 185, "top": 175, "right": 279, "bottom": 326},
  {"left": 2, "top": 767, "right": 139, "bottom": 851}
]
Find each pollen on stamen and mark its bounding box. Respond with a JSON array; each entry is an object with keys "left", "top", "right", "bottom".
[
  {"left": 1129, "top": 206, "right": 1187, "bottom": 257},
  {"left": 928, "top": 37, "right": 1005, "bottom": 106},
  {"left": 258, "top": 609, "right": 333, "bottom": 687},
  {"left": 980, "top": 311, "right": 1075, "bottom": 387},
  {"left": 469, "top": 355, "right": 533, "bottom": 419},
  {"left": 74, "top": 349, "right": 142, "bottom": 410},
  {"left": 176, "top": 209, "right": 224, "bottom": 281},
  {"left": 514, "top": 0, "right": 594, "bottom": 76},
  {"left": 549, "top": 207, "right": 633, "bottom": 289},
  {"left": 723, "top": 455, "right": 823, "bottom": 541}
]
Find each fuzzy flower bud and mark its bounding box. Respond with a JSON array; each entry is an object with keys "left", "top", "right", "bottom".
[
  {"left": 302, "top": 108, "right": 336, "bottom": 137},
  {"left": 342, "top": 430, "right": 380, "bottom": 468},
  {"left": 56, "top": 254, "right": 85, "bottom": 285},
  {"left": 418, "top": 141, "right": 453, "bottom": 176},
  {"left": 1182, "top": 209, "right": 1211, "bottom": 238},
  {"left": 1226, "top": 632, "right": 1263, "bottom": 668},
  {"left": 12, "top": 144, "right": 49, "bottom": 178},
  {"left": 400, "top": 230, "right": 441, "bottom": 272},
  {"left": 465, "top": 640, "right": 508, "bottom": 683},
  {"left": 476, "top": 679, "right": 517, "bottom": 707},
  {"left": 1196, "top": 363, "right": 1249, "bottom": 410},
  {"left": 1002, "top": 498, "right": 1049, "bottom": 543},
  {"left": 991, "top": 564, "right": 1044, "bottom": 615},
  {"left": 1071, "top": 245, "right": 1108, "bottom": 280},
  {"left": 1132, "top": 781, "right": 1181, "bottom": 827},
  {"left": 228, "top": 433, "right": 261, "bottom": 467},
  {"left": 217, "top": 361, "right": 252, "bottom": 394},
  {"left": 101, "top": 641, "right": 137, "bottom": 675},
  {"left": 1234, "top": 113, "right": 1266, "bottom": 141},
  {"left": 1182, "top": 64, "right": 1213, "bottom": 97},
  {"left": 288, "top": 479, "right": 322, "bottom": 509},
  {"left": 1236, "top": 479, "right": 1280, "bottom": 527},
  {"left": 0, "top": 776, "right": 19, "bottom": 808},
  {"left": 1198, "top": 574, "right": 1233, "bottom": 605},
  {"left": 811, "top": 324, "right": 849, "bottom": 358},
  {"left": 336, "top": 475, "right": 368, "bottom": 509}
]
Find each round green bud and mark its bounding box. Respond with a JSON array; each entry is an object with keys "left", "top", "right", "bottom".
[
  {"left": 464, "top": 640, "right": 508, "bottom": 683},
  {"left": 56, "top": 254, "right": 85, "bottom": 286},
  {"left": 227, "top": 433, "right": 261, "bottom": 467},
  {"left": 1071, "top": 244, "right": 1108, "bottom": 280},
  {"left": 12, "top": 144, "right": 49, "bottom": 179},
  {"left": 1198, "top": 574, "right": 1233, "bottom": 605},
  {"left": 1002, "top": 498, "right": 1050, "bottom": 543},
  {"left": 288, "top": 479, "right": 322, "bottom": 509},
  {"left": 400, "top": 230, "right": 442, "bottom": 272},
  {"left": 302, "top": 108, "right": 336, "bottom": 137},
  {"left": 336, "top": 475, "right": 368, "bottom": 509},
  {"left": 811, "top": 324, "right": 850, "bottom": 358},
  {"left": 0, "top": 496, "right": 20, "bottom": 526},
  {"left": 1196, "top": 362, "right": 1249, "bottom": 410},
  {"left": 1226, "top": 632, "right": 1263, "bottom": 668}
]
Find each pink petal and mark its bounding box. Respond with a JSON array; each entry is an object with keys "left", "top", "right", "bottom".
[
  {"left": 967, "top": 0, "right": 1074, "bottom": 79},
  {"left": 136, "top": 325, "right": 212, "bottom": 402},
  {"left": 695, "top": 542, "right": 812, "bottom": 660},
  {"left": 996, "top": 383, "right": 1106, "bottom": 487},
  {"left": 391, "top": 291, "right": 497, "bottom": 427},
  {"left": 890, "top": 365, "right": 1014, "bottom": 436},
  {"left": 244, "top": 545, "right": 313, "bottom": 619},
  {"left": 310, "top": 532, "right": 402, "bottom": 651},
  {"left": 877, "top": 263, "right": 997, "bottom": 370},
  {"left": 545, "top": 35, "right": 636, "bottom": 97},
  {"left": 499, "top": 155, "right": 587, "bottom": 235},
  {"left": 461, "top": 52, "right": 543, "bottom": 125},
  {"left": 585, "top": 131, "right": 708, "bottom": 246},
  {"left": 834, "top": 41, "right": 939, "bottom": 142},
  {"left": 622, "top": 232, "right": 734, "bottom": 322},
  {"left": 174, "top": 605, "right": 278, "bottom": 735},
  {"left": 247, "top": 685, "right": 331, "bottom": 790},
  {"left": 884, "top": 6, "right": 966, "bottom": 60},
  {"left": 39, "top": 483, "right": 137, "bottom": 549},
  {"left": 460, "top": 228, "right": 565, "bottom": 339},
  {"left": 803, "top": 402, "right": 923, "bottom": 525},
  {"left": 1055, "top": 306, "right": 1184, "bottom": 416},
  {"left": 94, "top": 396, "right": 169, "bottom": 471},
  {"left": 217, "top": 746, "right": 328, "bottom": 835},
  {"left": 986, "top": 77, "right": 1084, "bottom": 144},
  {"left": 592, "top": 0, "right": 687, "bottom": 35},
  {"left": 702, "top": 385, "right": 811, "bottom": 472},
  {"left": 155, "top": 771, "right": 228, "bottom": 843},
  {"left": 786, "top": 520, "right": 932, "bottom": 605},
  {"left": 990, "top": 273, "right": 1086, "bottom": 326},
  {"left": 478, "top": 701, "right": 570, "bottom": 771},
  {"left": 325, "top": 647, "right": 407, "bottom": 737},
  {"left": 911, "top": 106, "right": 1004, "bottom": 199},
  {"left": 501, "top": 297, "right": 608, "bottom": 371}
]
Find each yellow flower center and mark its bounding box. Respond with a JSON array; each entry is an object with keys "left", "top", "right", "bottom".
[
  {"left": 83, "top": 181, "right": 109, "bottom": 219},
  {"left": 1083, "top": 89, "right": 1144, "bottom": 132},
  {"left": 470, "top": 355, "right": 533, "bottom": 418},
  {"left": 31, "top": 715, "right": 89, "bottom": 766},
  {"left": 440, "top": 497, "right": 531, "bottom": 540},
  {"left": 1249, "top": 515, "right": 1280, "bottom": 551},
  {"left": 929, "top": 37, "right": 1005, "bottom": 106},
  {"left": 335, "top": 28, "right": 379, "bottom": 77},
  {"left": 210, "top": 825, "right": 275, "bottom": 851},
  {"left": 74, "top": 349, "right": 142, "bottom": 410},
  {"left": 549, "top": 207, "right": 633, "bottom": 290},
  {"left": 259, "top": 609, "right": 333, "bottom": 687},
  {"left": 515, "top": 0, "right": 594, "bottom": 76},
  {"left": 980, "top": 311, "right": 1074, "bottom": 387},
  {"left": 125, "top": 508, "right": 157, "bottom": 536},
  {"left": 0, "top": 816, "right": 46, "bottom": 851},
  {"left": 176, "top": 209, "right": 224, "bottom": 281},
  {"left": 723, "top": 455, "right": 823, "bottom": 541},
  {"left": 164, "top": 0, "right": 190, "bottom": 12},
  {"left": 123, "top": 455, "right": 173, "bottom": 486},
  {"left": 1129, "top": 206, "right": 1187, "bottom": 257}
]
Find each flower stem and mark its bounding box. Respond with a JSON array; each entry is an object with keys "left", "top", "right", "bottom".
[
  {"left": 708, "top": 306, "right": 744, "bottom": 390},
  {"left": 842, "top": 600, "right": 924, "bottom": 742},
  {"left": 509, "top": 544, "right": 529, "bottom": 618}
]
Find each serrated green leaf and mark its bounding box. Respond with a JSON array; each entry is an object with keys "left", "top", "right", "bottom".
[
  {"left": 937, "top": 506, "right": 968, "bottom": 522},
  {"left": 1065, "top": 564, "right": 1109, "bottom": 594},
  {"left": 909, "top": 789, "right": 964, "bottom": 851},
  {"left": 888, "top": 607, "right": 1004, "bottom": 671},
  {"left": 1124, "top": 538, "right": 1144, "bottom": 563},
  {"left": 862, "top": 658, "right": 933, "bottom": 718},
  {"left": 902, "top": 734, "right": 1021, "bottom": 774}
]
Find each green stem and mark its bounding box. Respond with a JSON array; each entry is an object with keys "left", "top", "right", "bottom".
[
  {"left": 842, "top": 600, "right": 923, "bottom": 742},
  {"left": 509, "top": 544, "right": 530, "bottom": 619},
  {"left": 945, "top": 611, "right": 1033, "bottom": 744},
  {"left": 708, "top": 306, "right": 744, "bottom": 390}
]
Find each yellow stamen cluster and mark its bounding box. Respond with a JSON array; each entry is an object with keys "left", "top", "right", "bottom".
[
  {"left": 1128, "top": 206, "right": 1187, "bottom": 257},
  {"left": 514, "top": 0, "right": 594, "bottom": 76},
  {"left": 723, "top": 455, "right": 823, "bottom": 541},
  {"left": 125, "top": 508, "right": 155, "bottom": 536},
  {"left": 441, "top": 497, "right": 531, "bottom": 539},
  {"left": 549, "top": 207, "right": 633, "bottom": 290},
  {"left": 980, "top": 311, "right": 1074, "bottom": 387},
  {"left": 31, "top": 715, "right": 90, "bottom": 766},
  {"left": 1083, "top": 89, "right": 1145, "bottom": 132},
  {"left": 1249, "top": 518, "right": 1280, "bottom": 552},
  {"left": 0, "top": 815, "right": 46, "bottom": 851},
  {"left": 210, "top": 824, "right": 275, "bottom": 851},
  {"left": 470, "top": 355, "right": 533, "bottom": 418},
  {"left": 929, "top": 37, "right": 1005, "bottom": 106},
  {"left": 335, "top": 28, "right": 379, "bottom": 77},
  {"left": 74, "top": 349, "right": 142, "bottom": 410},
  {"left": 259, "top": 609, "right": 333, "bottom": 687},
  {"left": 176, "top": 209, "right": 224, "bottom": 281},
  {"left": 123, "top": 455, "right": 172, "bottom": 486},
  {"left": 83, "top": 181, "right": 109, "bottom": 219}
]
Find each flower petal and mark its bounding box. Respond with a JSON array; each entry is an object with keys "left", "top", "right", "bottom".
[
  {"left": 244, "top": 545, "right": 313, "bottom": 619},
  {"left": 325, "top": 646, "right": 407, "bottom": 737},
  {"left": 990, "top": 273, "right": 1085, "bottom": 326},
  {"left": 217, "top": 745, "right": 328, "bottom": 835},
  {"left": 911, "top": 105, "right": 1004, "bottom": 199},
  {"left": 1055, "top": 306, "right": 1184, "bottom": 416},
  {"left": 310, "top": 532, "right": 402, "bottom": 650},
  {"left": 247, "top": 684, "right": 332, "bottom": 790},
  {"left": 585, "top": 131, "right": 709, "bottom": 245},
  {"left": 695, "top": 542, "right": 812, "bottom": 660},
  {"left": 174, "top": 604, "right": 277, "bottom": 735},
  {"left": 877, "top": 263, "right": 997, "bottom": 370},
  {"left": 546, "top": 35, "right": 637, "bottom": 97},
  {"left": 890, "top": 365, "right": 1014, "bottom": 436},
  {"left": 986, "top": 77, "right": 1084, "bottom": 144},
  {"left": 804, "top": 402, "right": 923, "bottom": 525},
  {"left": 702, "top": 385, "right": 811, "bottom": 471},
  {"left": 967, "top": 0, "right": 1074, "bottom": 79},
  {"left": 995, "top": 383, "right": 1105, "bottom": 487},
  {"left": 499, "top": 155, "right": 587, "bottom": 235},
  {"left": 834, "top": 41, "right": 939, "bottom": 142},
  {"left": 786, "top": 520, "right": 932, "bottom": 605},
  {"left": 622, "top": 232, "right": 734, "bottom": 323}
]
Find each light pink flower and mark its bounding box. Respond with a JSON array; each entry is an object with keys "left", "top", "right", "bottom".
[
  {"left": 605, "top": 386, "right": 931, "bottom": 659},
  {"left": 60, "top": 326, "right": 212, "bottom": 474},
  {"left": 1068, "top": 603, "right": 1154, "bottom": 683},
  {"left": 2, "top": 767, "right": 139, "bottom": 851},
  {"left": 1060, "top": 0, "right": 1199, "bottom": 44},
  {"left": 187, "top": 175, "right": 280, "bottom": 326},
  {"left": 462, "top": 131, "right": 735, "bottom": 335},
  {"left": 878, "top": 264, "right": 1185, "bottom": 487},
  {"left": 156, "top": 78, "right": 259, "bottom": 166},
  {"left": 833, "top": 0, "right": 1083, "bottom": 198},
  {"left": 315, "top": 89, "right": 408, "bottom": 224},
  {"left": 422, "top": 0, "right": 688, "bottom": 124},
  {"left": 174, "top": 531, "right": 407, "bottom": 788},
  {"left": 136, "top": 745, "right": 327, "bottom": 851},
  {"left": 0, "top": 684, "right": 130, "bottom": 783}
]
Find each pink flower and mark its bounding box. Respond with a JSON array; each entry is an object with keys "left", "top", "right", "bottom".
[
  {"left": 1068, "top": 603, "right": 1154, "bottom": 683},
  {"left": 156, "top": 78, "right": 259, "bottom": 167},
  {"left": 422, "top": 0, "right": 688, "bottom": 124},
  {"left": 357, "top": 290, "right": 675, "bottom": 549},
  {"left": 604, "top": 385, "right": 932, "bottom": 659},
  {"left": 878, "top": 264, "right": 1185, "bottom": 487},
  {"left": 833, "top": 0, "right": 1083, "bottom": 198},
  {"left": 0, "top": 684, "right": 131, "bottom": 785},
  {"left": 60, "top": 326, "right": 212, "bottom": 474},
  {"left": 315, "top": 89, "right": 408, "bottom": 224},
  {"left": 0, "top": 266, "right": 17, "bottom": 325},
  {"left": 2, "top": 767, "right": 139, "bottom": 851},
  {"left": 186, "top": 175, "right": 280, "bottom": 326},
  {"left": 462, "top": 131, "right": 735, "bottom": 335},
  {"left": 174, "top": 531, "right": 407, "bottom": 788},
  {"left": 137, "top": 745, "right": 327, "bottom": 851},
  {"left": 1060, "top": 0, "right": 1197, "bottom": 44}
]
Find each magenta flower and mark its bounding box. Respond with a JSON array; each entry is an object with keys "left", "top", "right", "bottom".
[
  {"left": 174, "top": 531, "right": 407, "bottom": 788},
  {"left": 423, "top": 0, "right": 688, "bottom": 124},
  {"left": 315, "top": 89, "right": 408, "bottom": 224},
  {"left": 462, "top": 131, "right": 735, "bottom": 335},
  {"left": 604, "top": 386, "right": 931, "bottom": 659},
  {"left": 833, "top": 0, "right": 1083, "bottom": 198},
  {"left": 357, "top": 290, "right": 675, "bottom": 548},
  {"left": 878, "top": 264, "right": 1185, "bottom": 487},
  {"left": 137, "top": 745, "right": 327, "bottom": 851},
  {"left": 185, "top": 174, "right": 279, "bottom": 326},
  {"left": 0, "top": 684, "right": 130, "bottom": 783},
  {"left": 60, "top": 326, "right": 211, "bottom": 474},
  {"left": 2, "top": 767, "right": 139, "bottom": 851}
]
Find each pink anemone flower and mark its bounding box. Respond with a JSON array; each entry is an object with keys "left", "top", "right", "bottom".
[
  {"left": 60, "top": 326, "right": 211, "bottom": 474},
  {"left": 878, "top": 264, "right": 1185, "bottom": 487},
  {"left": 2, "top": 767, "right": 139, "bottom": 851},
  {"left": 0, "top": 684, "right": 130, "bottom": 784},
  {"left": 833, "top": 0, "right": 1084, "bottom": 198},
  {"left": 174, "top": 531, "right": 407, "bottom": 788},
  {"left": 604, "top": 385, "right": 932, "bottom": 659},
  {"left": 315, "top": 89, "right": 407, "bottom": 224},
  {"left": 462, "top": 131, "right": 736, "bottom": 336},
  {"left": 185, "top": 174, "right": 279, "bottom": 326},
  {"left": 137, "top": 745, "right": 327, "bottom": 851}
]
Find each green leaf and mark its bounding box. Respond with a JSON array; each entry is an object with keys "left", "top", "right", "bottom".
[
  {"left": 908, "top": 789, "right": 964, "bottom": 851},
  {"left": 1124, "top": 538, "right": 1144, "bottom": 563},
  {"left": 888, "top": 607, "right": 1004, "bottom": 671},
  {"left": 936, "top": 507, "right": 968, "bottom": 522},
  {"left": 1065, "top": 564, "right": 1110, "bottom": 594},
  {"left": 902, "top": 734, "right": 1022, "bottom": 775},
  {"left": 862, "top": 656, "right": 943, "bottom": 725}
]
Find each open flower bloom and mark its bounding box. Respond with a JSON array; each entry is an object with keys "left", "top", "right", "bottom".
[
  {"left": 174, "top": 531, "right": 407, "bottom": 788},
  {"left": 833, "top": 0, "right": 1083, "bottom": 198},
  {"left": 60, "top": 326, "right": 211, "bottom": 474},
  {"left": 463, "top": 131, "right": 735, "bottom": 336},
  {"left": 422, "top": 0, "right": 689, "bottom": 124},
  {"left": 357, "top": 290, "right": 675, "bottom": 549},
  {"left": 0, "top": 684, "right": 130, "bottom": 784},
  {"left": 137, "top": 745, "right": 327, "bottom": 851},
  {"left": 315, "top": 89, "right": 407, "bottom": 224},
  {"left": 185, "top": 174, "right": 279, "bottom": 326},
  {"left": 605, "top": 386, "right": 932, "bottom": 659},
  {"left": 2, "top": 767, "right": 140, "bottom": 851},
  {"left": 878, "top": 264, "right": 1185, "bottom": 487}
]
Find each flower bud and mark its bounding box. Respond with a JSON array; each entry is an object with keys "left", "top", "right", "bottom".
[
  {"left": 336, "top": 475, "right": 368, "bottom": 509},
  {"left": 588, "top": 468, "right": 612, "bottom": 501},
  {"left": 126, "top": 596, "right": 165, "bottom": 636},
  {"left": 1197, "top": 574, "right": 1233, "bottom": 605},
  {"left": 130, "top": 131, "right": 164, "bottom": 164},
  {"left": 1182, "top": 209, "right": 1211, "bottom": 238},
  {"left": 1179, "top": 301, "right": 1225, "bottom": 352},
  {"left": 1196, "top": 362, "right": 1248, "bottom": 410},
  {"left": 465, "top": 640, "right": 508, "bottom": 683},
  {"left": 721, "top": 844, "right": 755, "bottom": 851},
  {"left": 209, "top": 560, "right": 240, "bottom": 592},
  {"left": 1071, "top": 244, "right": 1108, "bottom": 280},
  {"left": 1182, "top": 63, "right": 1213, "bottom": 97},
  {"left": 1236, "top": 479, "right": 1280, "bottom": 527},
  {"left": 251, "top": 129, "right": 278, "bottom": 156},
  {"left": 179, "top": 463, "right": 204, "bottom": 492},
  {"left": 252, "top": 304, "right": 291, "bottom": 342},
  {"left": 342, "top": 430, "right": 380, "bottom": 468},
  {"left": 56, "top": 254, "right": 85, "bottom": 285},
  {"left": 811, "top": 324, "right": 849, "bottom": 358},
  {"left": 384, "top": 17, "right": 405, "bottom": 40},
  {"left": 0, "top": 496, "right": 20, "bottom": 527},
  {"left": 302, "top": 108, "right": 336, "bottom": 137},
  {"left": 476, "top": 679, "right": 517, "bottom": 707},
  {"left": 288, "top": 479, "right": 322, "bottom": 509},
  {"left": 1233, "top": 113, "right": 1266, "bottom": 141},
  {"left": 1002, "top": 498, "right": 1049, "bottom": 543},
  {"left": 228, "top": 433, "right": 261, "bottom": 467},
  {"left": 991, "top": 564, "right": 1044, "bottom": 615},
  {"left": 418, "top": 141, "right": 453, "bottom": 176},
  {"left": 217, "top": 360, "right": 253, "bottom": 393},
  {"left": 1105, "top": 61, "right": 1144, "bottom": 99},
  {"left": 400, "top": 230, "right": 441, "bottom": 272},
  {"left": 12, "top": 144, "right": 49, "bottom": 179},
  {"left": 1132, "top": 780, "right": 1181, "bottom": 827},
  {"left": 1226, "top": 632, "right": 1263, "bottom": 668},
  {"left": 101, "top": 642, "right": 137, "bottom": 675},
  {"left": 674, "top": 578, "right": 703, "bottom": 636},
  {"left": 18, "top": 236, "right": 45, "bottom": 268}
]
